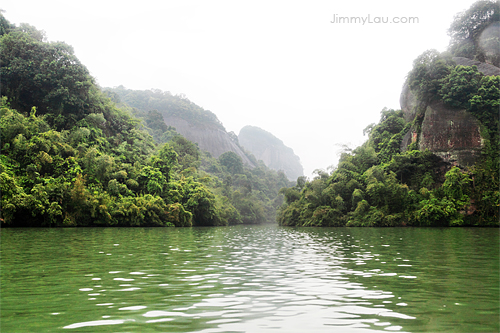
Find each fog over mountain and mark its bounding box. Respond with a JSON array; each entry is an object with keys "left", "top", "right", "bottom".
[{"left": 238, "top": 125, "right": 304, "bottom": 181}]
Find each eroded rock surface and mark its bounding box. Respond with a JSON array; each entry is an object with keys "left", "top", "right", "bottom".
[
  {"left": 238, "top": 125, "right": 303, "bottom": 180},
  {"left": 399, "top": 59, "right": 499, "bottom": 166},
  {"left": 163, "top": 116, "right": 255, "bottom": 167},
  {"left": 452, "top": 57, "right": 500, "bottom": 76},
  {"left": 419, "top": 101, "right": 483, "bottom": 166},
  {"left": 400, "top": 82, "right": 420, "bottom": 122}
]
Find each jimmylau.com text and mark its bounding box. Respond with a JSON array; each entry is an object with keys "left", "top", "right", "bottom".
[{"left": 331, "top": 14, "right": 419, "bottom": 25}]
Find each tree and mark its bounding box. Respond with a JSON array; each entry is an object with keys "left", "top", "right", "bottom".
[
  {"left": 1, "top": 28, "right": 94, "bottom": 120},
  {"left": 439, "top": 65, "right": 483, "bottom": 108},
  {"left": 232, "top": 191, "right": 265, "bottom": 224},
  {"left": 170, "top": 135, "right": 200, "bottom": 170},
  {"left": 407, "top": 50, "right": 454, "bottom": 102},
  {"left": 218, "top": 151, "right": 244, "bottom": 175},
  {"left": 448, "top": 0, "right": 500, "bottom": 65},
  {"left": 151, "top": 143, "right": 178, "bottom": 183},
  {"left": 469, "top": 75, "right": 500, "bottom": 128},
  {"left": 0, "top": 12, "right": 14, "bottom": 36}
]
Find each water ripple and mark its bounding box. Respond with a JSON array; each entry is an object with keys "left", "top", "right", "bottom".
[{"left": 2, "top": 226, "right": 498, "bottom": 332}]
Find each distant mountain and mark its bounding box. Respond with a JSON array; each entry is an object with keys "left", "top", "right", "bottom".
[
  {"left": 161, "top": 115, "right": 255, "bottom": 166},
  {"left": 238, "top": 125, "right": 303, "bottom": 181},
  {"left": 106, "top": 86, "right": 255, "bottom": 167},
  {"left": 105, "top": 88, "right": 306, "bottom": 179},
  {"left": 0, "top": 13, "right": 294, "bottom": 228}
]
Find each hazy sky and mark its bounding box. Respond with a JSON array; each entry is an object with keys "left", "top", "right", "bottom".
[{"left": 2, "top": 0, "right": 478, "bottom": 177}]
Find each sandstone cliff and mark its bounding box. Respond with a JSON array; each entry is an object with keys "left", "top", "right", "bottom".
[
  {"left": 162, "top": 115, "right": 255, "bottom": 167},
  {"left": 106, "top": 87, "right": 256, "bottom": 168},
  {"left": 238, "top": 125, "right": 303, "bottom": 181},
  {"left": 452, "top": 57, "right": 500, "bottom": 76},
  {"left": 400, "top": 58, "right": 500, "bottom": 166}
]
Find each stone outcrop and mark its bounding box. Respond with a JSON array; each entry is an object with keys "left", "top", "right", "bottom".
[
  {"left": 400, "top": 58, "right": 499, "bottom": 167},
  {"left": 452, "top": 57, "right": 500, "bottom": 76},
  {"left": 399, "top": 82, "right": 420, "bottom": 122},
  {"left": 163, "top": 115, "right": 255, "bottom": 167},
  {"left": 238, "top": 125, "right": 303, "bottom": 180},
  {"left": 418, "top": 101, "right": 483, "bottom": 166}
]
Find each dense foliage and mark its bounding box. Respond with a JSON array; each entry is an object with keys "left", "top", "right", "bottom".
[
  {"left": 277, "top": 1, "right": 499, "bottom": 227},
  {"left": 105, "top": 86, "right": 225, "bottom": 131},
  {"left": 0, "top": 15, "right": 290, "bottom": 227},
  {"left": 2, "top": 1, "right": 498, "bottom": 228},
  {"left": 277, "top": 107, "right": 498, "bottom": 227},
  {"left": 104, "top": 87, "right": 293, "bottom": 224},
  {"left": 448, "top": 0, "right": 500, "bottom": 66}
]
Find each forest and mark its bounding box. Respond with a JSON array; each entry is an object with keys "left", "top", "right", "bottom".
[
  {"left": 0, "top": 14, "right": 291, "bottom": 227},
  {"left": 277, "top": 1, "right": 499, "bottom": 227},
  {"left": 1, "top": 1, "right": 499, "bottom": 228}
]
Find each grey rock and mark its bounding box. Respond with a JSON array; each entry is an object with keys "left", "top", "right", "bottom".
[
  {"left": 163, "top": 116, "right": 255, "bottom": 167},
  {"left": 419, "top": 101, "right": 483, "bottom": 166},
  {"left": 238, "top": 126, "right": 303, "bottom": 181},
  {"left": 399, "top": 58, "right": 498, "bottom": 167},
  {"left": 452, "top": 57, "right": 500, "bottom": 76},
  {"left": 399, "top": 82, "right": 419, "bottom": 123}
]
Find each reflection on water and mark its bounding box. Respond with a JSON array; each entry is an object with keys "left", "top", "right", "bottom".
[{"left": 1, "top": 226, "right": 498, "bottom": 332}]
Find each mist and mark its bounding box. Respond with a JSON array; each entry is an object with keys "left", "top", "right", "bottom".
[{"left": 1, "top": 0, "right": 478, "bottom": 177}]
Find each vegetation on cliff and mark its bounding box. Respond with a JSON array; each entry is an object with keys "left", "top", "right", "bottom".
[
  {"left": 0, "top": 15, "right": 290, "bottom": 227},
  {"left": 1, "top": 1, "right": 498, "bottom": 228},
  {"left": 105, "top": 86, "right": 225, "bottom": 132},
  {"left": 277, "top": 1, "right": 499, "bottom": 227},
  {"left": 448, "top": 0, "right": 500, "bottom": 66}
]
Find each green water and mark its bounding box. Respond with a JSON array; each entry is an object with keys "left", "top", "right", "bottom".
[{"left": 1, "top": 226, "right": 498, "bottom": 332}]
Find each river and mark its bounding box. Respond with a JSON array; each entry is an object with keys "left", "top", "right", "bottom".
[{"left": 1, "top": 225, "right": 498, "bottom": 332}]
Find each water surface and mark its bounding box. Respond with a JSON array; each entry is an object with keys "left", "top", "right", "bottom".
[{"left": 1, "top": 226, "right": 498, "bottom": 332}]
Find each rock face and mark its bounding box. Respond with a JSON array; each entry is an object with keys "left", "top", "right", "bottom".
[
  {"left": 452, "top": 57, "right": 500, "bottom": 76},
  {"left": 238, "top": 125, "right": 303, "bottom": 180},
  {"left": 418, "top": 101, "right": 483, "bottom": 166},
  {"left": 400, "top": 82, "right": 421, "bottom": 123},
  {"left": 400, "top": 59, "right": 499, "bottom": 167},
  {"left": 163, "top": 116, "right": 255, "bottom": 167}
]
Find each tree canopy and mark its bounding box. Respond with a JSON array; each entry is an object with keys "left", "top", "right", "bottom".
[
  {"left": 277, "top": 1, "right": 499, "bottom": 227},
  {"left": 448, "top": 0, "right": 500, "bottom": 66},
  {"left": 0, "top": 15, "right": 292, "bottom": 227}
]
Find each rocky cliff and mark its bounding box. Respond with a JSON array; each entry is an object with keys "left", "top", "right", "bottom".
[
  {"left": 105, "top": 87, "right": 256, "bottom": 168},
  {"left": 238, "top": 125, "right": 303, "bottom": 180},
  {"left": 162, "top": 115, "right": 255, "bottom": 167},
  {"left": 452, "top": 57, "right": 500, "bottom": 76},
  {"left": 400, "top": 58, "right": 500, "bottom": 166}
]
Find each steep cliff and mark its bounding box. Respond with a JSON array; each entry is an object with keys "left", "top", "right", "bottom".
[
  {"left": 452, "top": 57, "right": 500, "bottom": 76},
  {"left": 105, "top": 87, "right": 255, "bottom": 167},
  {"left": 238, "top": 125, "right": 303, "bottom": 180},
  {"left": 162, "top": 115, "right": 255, "bottom": 166},
  {"left": 418, "top": 101, "right": 483, "bottom": 166},
  {"left": 400, "top": 58, "right": 500, "bottom": 166}
]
